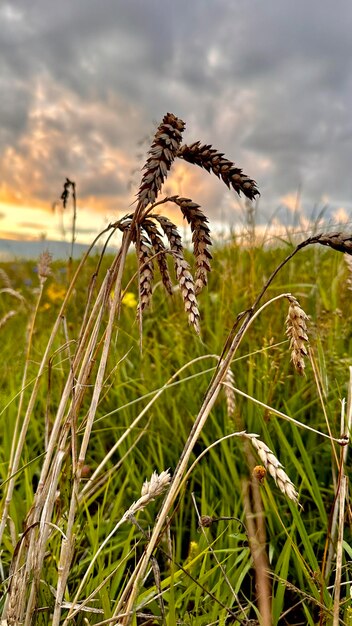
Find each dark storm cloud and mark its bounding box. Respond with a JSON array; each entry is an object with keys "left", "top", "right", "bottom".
[{"left": 1, "top": 0, "right": 352, "bottom": 229}]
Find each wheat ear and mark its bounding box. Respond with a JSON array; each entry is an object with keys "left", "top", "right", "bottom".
[
  {"left": 171, "top": 196, "right": 212, "bottom": 294},
  {"left": 245, "top": 433, "right": 300, "bottom": 506},
  {"left": 156, "top": 215, "right": 200, "bottom": 334},
  {"left": 285, "top": 295, "right": 309, "bottom": 375},
  {"left": 142, "top": 219, "right": 174, "bottom": 295},
  {"left": 223, "top": 366, "right": 236, "bottom": 417},
  {"left": 301, "top": 232, "right": 352, "bottom": 255},
  {"left": 136, "top": 234, "right": 154, "bottom": 313},
  {"left": 177, "top": 141, "right": 260, "bottom": 200},
  {"left": 137, "top": 113, "right": 185, "bottom": 211}
]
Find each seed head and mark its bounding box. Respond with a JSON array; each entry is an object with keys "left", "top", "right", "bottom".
[{"left": 285, "top": 296, "right": 309, "bottom": 375}]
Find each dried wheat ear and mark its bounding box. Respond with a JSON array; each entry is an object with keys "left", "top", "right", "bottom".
[{"left": 116, "top": 112, "right": 259, "bottom": 333}]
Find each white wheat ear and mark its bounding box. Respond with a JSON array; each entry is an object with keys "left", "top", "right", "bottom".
[{"left": 245, "top": 433, "right": 300, "bottom": 506}]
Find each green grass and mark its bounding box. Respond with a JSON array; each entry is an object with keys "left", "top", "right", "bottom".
[{"left": 0, "top": 239, "right": 351, "bottom": 625}]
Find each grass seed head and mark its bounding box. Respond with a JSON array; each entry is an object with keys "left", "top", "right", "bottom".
[
  {"left": 37, "top": 250, "right": 52, "bottom": 284},
  {"left": 304, "top": 232, "right": 352, "bottom": 255},
  {"left": 142, "top": 219, "right": 174, "bottom": 295},
  {"left": 247, "top": 433, "right": 300, "bottom": 506},
  {"left": 136, "top": 235, "right": 154, "bottom": 313},
  {"left": 285, "top": 296, "right": 309, "bottom": 375},
  {"left": 173, "top": 196, "right": 212, "bottom": 294},
  {"left": 223, "top": 366, "right": 236, "bottom": 417},
  {"left": 177, "top": 141, "right": 260, "bottom": 200},
  {"left": 156, "top": 215, "right": 201, "bottom": 334},
  {"left": 137, "top": 113, "right": 185, "bottom": 210}
]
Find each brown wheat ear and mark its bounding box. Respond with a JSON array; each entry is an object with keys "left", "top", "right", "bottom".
[
  {"left": 177, "top": 141, "right": 260, "bottom": 200},
  {"left": 142, "top": 219, "right": 174, "bottom": 295},
  {"left": 135, "top": 233, "right": 154, "bottom": 313},
  {"left": 156, "top": 215, "right": 200, "bottom": 334},
  {"left": 285, "top": 296, "right": 309, "bottom": 375},
  {"left": 137, "top": 113, "right": 185, "bottom": 212},
  {"left": 301, "top": 231, "right": 352, "bottom": 255},
  {"left": 171, "top": 196, "right": 212, "bottom": 294}
]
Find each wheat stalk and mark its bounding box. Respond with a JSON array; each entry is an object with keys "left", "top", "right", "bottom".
[
  {"left": 177, "top": 141, "right": 260, "bottom": 200},
  {"left": 285, "top": 295, "right": 309, "bottom": 375}
]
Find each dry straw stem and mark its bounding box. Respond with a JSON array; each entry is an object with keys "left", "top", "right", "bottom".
[
  {"left": 177, "top": 141, "right": 260, "bottom": 200},
  {"left": 285, "top": 295, "right": 309, "bottom": 375},
  {"left": 1, "top": 227, "right": 127, "bottom": 623},
  {"left": 245, "top": 433, "right": 300, "bottom": 506},
  {"left": 171, "top": 196, "right": 212, "bottom": 294}
]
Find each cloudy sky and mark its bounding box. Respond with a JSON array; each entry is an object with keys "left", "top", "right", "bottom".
[{"left": 1, "top": 0, "right": 352, "bottom": 243}]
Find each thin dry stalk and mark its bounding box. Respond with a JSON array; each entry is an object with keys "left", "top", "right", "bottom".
[
  {"left": 172, "top": 196, "right": 212, "bottom": 294},
  {"left": 285, "top": 295, "right": 309, "bottom": 375},
  {"left": 51, "top": 231, "right": 132, "bottom": 626},
  {"left": 1, "top": 228, "right": 123, "bottom": 622},
  {"left": 191, "top": 493, "right": 247, "bottom": 620},
  {"left": 177, "top": 141, "right": 260, "bottom": 200},
  {"left": 0, "top": 257, "right": 52, "bottom": 551},
  {"left": 242, "top": 479, "right": 272, "bottom": 626},
  {"left": 332, "top": 474, "right": 348, "bottom": 626},
  {"left": 325, "top": 367, "right": 352, "bottom": 582}
]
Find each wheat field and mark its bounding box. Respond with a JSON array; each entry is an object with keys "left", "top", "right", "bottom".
[{"left": 0, "top": 113, "right": 351, "bottom": 626}]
